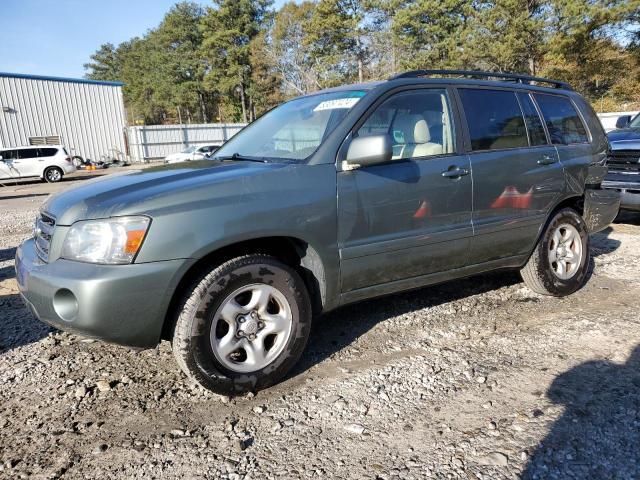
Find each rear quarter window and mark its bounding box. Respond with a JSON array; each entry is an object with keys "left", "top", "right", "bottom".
[
  {"left": 458, "top": 89, "right": 528, "bottom": 151},
  {"left": 38, "top": 148, "right": 59, "bottom": 157},
  {"left": 533, "top": 94, "right": 589, "bottom": 145}
]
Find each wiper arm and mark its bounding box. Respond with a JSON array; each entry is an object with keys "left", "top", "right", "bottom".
[{"left": 213, "top": 152, "right": 267, "bottom": 163}]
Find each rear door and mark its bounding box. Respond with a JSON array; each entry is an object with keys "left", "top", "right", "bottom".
[
  {"left": 15, "top": 148, "right": 41, "bottom": 177},
  {"left": 337, "top": 87, "right": 473, "bottom": 292},
  {"left": 457, "top": 88, "right": 564, "bottom": 265},
  {"left": 532, "top": 93, "right": 593, "bottom": 190}
]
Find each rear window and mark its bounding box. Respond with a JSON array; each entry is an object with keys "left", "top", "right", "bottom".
[
  {"left": 459, "top": 89, "right": 528, "bottom": 151},
  {"left": 39, "top": 148, "right": 59, "bottom": 157},
  {"left": 533, "top": 94, "right": 589, "bottom": 145}
]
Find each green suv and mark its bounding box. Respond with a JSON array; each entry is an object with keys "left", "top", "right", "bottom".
[{"left": 16, "top": 70, "right": 620, "bottom": 394}]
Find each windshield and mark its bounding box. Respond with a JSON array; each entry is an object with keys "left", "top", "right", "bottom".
[
  {"left": 630, "top": 114, "right": 640, "bottom": 128},
  {"left": 182, "top": 146, "right": 197, "bottom": 153},
  {"left": 214, "top": 90, "right": 367, "bottom": 162}
]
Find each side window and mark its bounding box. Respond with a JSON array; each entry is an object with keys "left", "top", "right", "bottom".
[
  {"left": 458, "top": 89, "right": 528, "bottom": 151},
  {"left": 18, "top": 148, "right": 39, "bottom": 159},
  {"left": 517, "top": 93, "right": 548, "bottom": 146},
  {"left": 356, "top": 89, "right": 455, "bottom": 160},
  {"left": 1, "top": 150, "right": 17, "bottom": 160},
  {"left": 533, "top": 94, "right": 589, "bottom": 145},
  {"left": 38, "top": 148, "right": 58, "bottom": 157}
]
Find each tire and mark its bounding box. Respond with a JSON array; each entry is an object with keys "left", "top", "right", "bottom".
[
  {"left": 520, "top": 208, "right": 590, "bottom": 296},
  {"left": 43, "top": 166, "right": 63, "bottom": 183},
  {"left": 172, "top": 254, "right": 312, "bottom": 395}
]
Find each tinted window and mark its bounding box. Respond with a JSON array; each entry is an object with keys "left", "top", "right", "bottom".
[
  {"left": 17, "top": 148, "right": 39, "bottom": 159},
  {"left": 39, "top": 148, "right": 58, "bottom": 157},
  {"left": 459, "top": 89, "right": 528, "bottom": 151},
  {"left": 356, "top": 89, "right": 456, "bottom": 159},
  {"left": 517, "top": 93, "right": 547, "bottom": 146},
  {"left": 0, "top": 149, "right": 17, "bottom": 160},
  {"left": 533, "top": 94, "right": 589, "bottom": 144}
]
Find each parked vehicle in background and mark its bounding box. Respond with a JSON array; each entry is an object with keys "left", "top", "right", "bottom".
[
  {"left": 0, "top": 145, "right": 75, "bottom": 183},
  {"left": 164, "top": 144, "right": 221, "bottom": 164},
  {"left": 16, "top": 70, "right": 619, "bottom": 395},
  {"left": 603, "top": 113, "right": 640, "bottom": 211}
]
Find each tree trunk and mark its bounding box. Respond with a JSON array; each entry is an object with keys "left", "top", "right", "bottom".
[
  {"left": 239, "top": 84, "right": 247, "bottom": 123},
  {"left": 199, "top": 92, "right": 208, "bottom": 123}
]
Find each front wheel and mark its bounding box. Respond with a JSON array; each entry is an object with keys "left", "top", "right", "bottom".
[
  {"left": 172, "top": 254, "right": 312, "bottom": 395},
  {"left": 520, "top": 208, "right": 590, "bottom": 296}
]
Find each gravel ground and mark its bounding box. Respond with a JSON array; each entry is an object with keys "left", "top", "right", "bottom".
[{"left": 1, "top": 176, "right": 640, "bottom": 479}]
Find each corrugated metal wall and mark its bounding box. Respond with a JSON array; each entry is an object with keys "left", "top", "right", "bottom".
[
  {"left": 127, "top": 123, "right": 245, "bottom": 161},
  {"left": 0, "top": 73, "right": 126, "bottom": 161}
]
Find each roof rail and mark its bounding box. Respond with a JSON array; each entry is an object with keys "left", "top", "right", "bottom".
[{"left": 388, "top": 69, "right": 572, "bottom": 90}]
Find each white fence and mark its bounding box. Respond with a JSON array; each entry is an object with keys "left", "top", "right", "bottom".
[
  {"left": 597, "top": 111, "right": 639, "bottom": 132},
  {"left": 127, "top": 123, "right": 246, "bottom": 162},
  {"left": 124, "top": 112, "right": 637, "bottom": 162}
]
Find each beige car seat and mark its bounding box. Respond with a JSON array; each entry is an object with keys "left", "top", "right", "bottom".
[{"left": 392, "top": 114, "right": 443, "bottom": 159}]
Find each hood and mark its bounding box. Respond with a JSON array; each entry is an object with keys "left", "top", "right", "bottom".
[
  {"left": 607, "top": 128, "right": 640, "bottom": 143},
  {"left": 42, "top": 160, "right": 289, "bottom": 225}
]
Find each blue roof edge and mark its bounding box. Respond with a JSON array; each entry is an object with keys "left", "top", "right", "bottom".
[{"left": 0, "top": 71, "right": 124, "bottom": 87}]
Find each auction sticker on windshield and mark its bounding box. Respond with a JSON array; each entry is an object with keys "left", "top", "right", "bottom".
[{"left": 313, "top": 97, "right": 361, "bottom": 112}]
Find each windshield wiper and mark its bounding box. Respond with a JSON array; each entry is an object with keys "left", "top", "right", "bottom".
[{"left": 213, "top": 152, "right": 267, "bottom": 163}]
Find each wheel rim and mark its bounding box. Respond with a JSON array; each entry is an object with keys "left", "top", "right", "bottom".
[
  {"left": 47, "top": 169, "right": 61, "bottom": 181},
  {"left": 548, "top": 223, "right": 582, "bottom": 280},
  {"left": 209, "top": 283, "right": 293, "bottom": 373}
]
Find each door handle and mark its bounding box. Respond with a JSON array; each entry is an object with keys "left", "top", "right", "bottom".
[
  {"left": 441, "top": 166, "right": 470, "bottom": 178},
  {"left": 537, "top": 155, "right": 557, "bottom": 165}
]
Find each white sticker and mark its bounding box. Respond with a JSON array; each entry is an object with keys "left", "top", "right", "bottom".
[{"left": 313, "top": 97, "right": 361, "bottom": 112}]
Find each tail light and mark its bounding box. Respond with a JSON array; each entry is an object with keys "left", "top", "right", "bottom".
[{"left": 66, "top": 156, "right": 72, "bottom": 163}]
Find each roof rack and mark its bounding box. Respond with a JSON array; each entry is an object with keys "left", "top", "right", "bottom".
[{"left": 388, "top": 69, "right": 572, "bottom": 90}]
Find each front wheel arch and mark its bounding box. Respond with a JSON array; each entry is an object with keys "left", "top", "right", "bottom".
[{"left": 160, "top": 236, "right": 327, "bottom": 342}]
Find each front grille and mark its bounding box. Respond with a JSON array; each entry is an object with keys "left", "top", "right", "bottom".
[
  {"left": 607, "top": 150, "right": 640, "bottom": 175},
  {"left": 34, "top": 212, "right": 56, "bottom": 262}
]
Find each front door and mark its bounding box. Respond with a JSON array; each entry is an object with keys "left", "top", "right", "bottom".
[
  {"left": 337, "top": 88, "right": 473, "bottom": 293},
  {"left": 457, "top": 88, "right": 565, "bottom": 264}
]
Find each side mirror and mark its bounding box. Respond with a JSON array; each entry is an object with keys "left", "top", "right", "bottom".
[
  {"left": 615, "top": 115, "right": 631, "bottom": 129},
  {"left": 345, "top": 134, "right": 393, "bottom": 168}
]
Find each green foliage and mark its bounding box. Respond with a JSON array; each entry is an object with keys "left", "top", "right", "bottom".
[{"left": 85, "top": 0, "right": 640, "bottom": 123}]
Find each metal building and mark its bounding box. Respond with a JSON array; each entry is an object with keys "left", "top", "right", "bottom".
[{"left": 0, "top": 72, "right": 126, "bottom": 162}]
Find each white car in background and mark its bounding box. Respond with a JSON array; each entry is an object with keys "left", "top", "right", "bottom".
[
  {"left": 0, "top": 145, "right": 75, "bottom": 183},
  {"left": 164, "top": 144, "right": 221, "bottom": 164}
]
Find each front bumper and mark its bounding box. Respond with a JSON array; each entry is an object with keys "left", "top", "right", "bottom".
[
  {"left": 15, "top": 238, "right": 193, "bottom": 348},
  {"left": 602, "top": 180, "right": 640, "bottom": 212}
]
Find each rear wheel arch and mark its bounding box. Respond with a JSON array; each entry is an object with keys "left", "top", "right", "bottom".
[
  {"left": 524, "top": 195, "right": 585, "bottom": 263},
  {"left": 160, "top": 236, "right": 326, "bottom": 341}
]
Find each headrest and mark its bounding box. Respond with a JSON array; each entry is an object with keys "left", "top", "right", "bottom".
[{"left": 393, "top": 114, "right": 431, "bottom": 144}]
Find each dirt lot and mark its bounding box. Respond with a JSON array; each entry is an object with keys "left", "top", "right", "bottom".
[{"left": 1, "top": 173, "right": 640, "bottom": 479}]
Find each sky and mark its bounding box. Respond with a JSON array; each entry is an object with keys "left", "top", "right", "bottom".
[{"left": 0, "top": 0, "right": 291, "bottom": 79}]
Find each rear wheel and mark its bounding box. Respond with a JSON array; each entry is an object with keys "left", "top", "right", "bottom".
[
  {"left": 172, "top": 254, "right": 312, "bottom": 395},
  {"left": 43, "top": 166, "right": 63, "bottom": 183},
  {"left": 521, "top": 208, "right": 590, "bottom": 296}
]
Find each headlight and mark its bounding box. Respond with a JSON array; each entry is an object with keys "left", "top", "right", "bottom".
[{"left": 61, "top": 216, "right": 150, "bottom": 264}]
